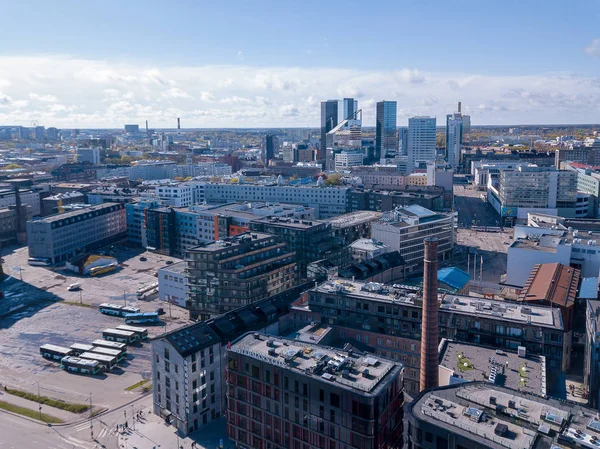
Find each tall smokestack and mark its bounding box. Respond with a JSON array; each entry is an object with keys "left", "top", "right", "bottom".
[
  {"left": 458, "top": 102, "right": 462, "bottom": 114},
  {"left": 145, "top": 120, "right": 148, "bottom": 134},
  {"left": 420, "top": 237, "right": 439, "bottom": 392},
  {"left": 177, "top": 118, "right": 181, "bottom": 130}
]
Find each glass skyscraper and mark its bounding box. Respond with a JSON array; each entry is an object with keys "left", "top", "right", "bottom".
[{"left": 376, "top": 101, "right": 397, "bottom": 161}]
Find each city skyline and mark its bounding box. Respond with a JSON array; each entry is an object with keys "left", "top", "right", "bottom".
[{"left": 1, "top": 1, "right": 600, "bottom": 127}]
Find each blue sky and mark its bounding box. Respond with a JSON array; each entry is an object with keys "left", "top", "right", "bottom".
[{"left": 1, "top": 0, "right": 599, "bottom": 127}]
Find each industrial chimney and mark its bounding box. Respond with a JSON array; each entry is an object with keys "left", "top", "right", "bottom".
[
  {"left": 420, "top": 237, "right": 439, "bottom": 392},
  {"left": 145, "top": 120, "right": 149, "bottom": 134},
  {"left": 177, "top": 118, "right": 181, "bottom": 130},
  {"left": 458, "top": 101, "right": 462, "bottom": 114}
]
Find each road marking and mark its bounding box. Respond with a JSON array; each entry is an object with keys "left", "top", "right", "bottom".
[{"left": 75, "top": 421, "right": 93, "bottom": 432}]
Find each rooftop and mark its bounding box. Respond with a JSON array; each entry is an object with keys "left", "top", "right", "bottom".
[
  {"left": 349, "top": 238, "right": 389, "bottom": 252},
  {"left": 438, "top": 267, "right": 471, "bottom": 291},
  {"left": 188, "top": 232, "right": 274, "bottom": 252},
  {"left": 31, "top": 202, "right": 123, "bottom": 223},
  {"left": 158, "top": 260, "right": 186, "bottom": 275},
  {"left": 410, "top": 382, "right": 600, "bottom": 449},
  {"left": 326, "top": 211, "right": 382, "bottom": 227},
  {"left": 439, "top": 340, "right": 546, "bottom": 395},
  {"left": 230, "top": 332, "right": 402, "bottom": 395},
  {"left": 518, "top": 263, "right": 580, "bottom": 308},
  {"left": 510, "top": 238, "right": 559, "bottom": 252},
  {"left": 311, "top": 280, "right": 562, "bottom": 329}
]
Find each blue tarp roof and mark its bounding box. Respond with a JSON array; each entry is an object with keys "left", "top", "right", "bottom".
[
  {"left": 579, "top": 277, "right": 598, "bottom": 299},
  {"left": 438, "top": 267, "right": 471, "bottom": 290}
]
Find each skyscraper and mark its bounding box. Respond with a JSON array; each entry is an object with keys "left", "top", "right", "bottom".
[
  {"left": 320, "top": 98, "right": 358, "bottom": 169},
  {"left": 265, "top": 134, "right": 278, "bottom": 166},
  {"left": 446, "top": 102, "right": 463, "bottom": 168},
  {"left": 376, "top": 101, "right": 397, "bottom": 161},
  {"left": 398, "top": 127, "right": 408, "bottom": 156},
  {"left": 407, "top": 116, "right": 436, "bottom": 174}
]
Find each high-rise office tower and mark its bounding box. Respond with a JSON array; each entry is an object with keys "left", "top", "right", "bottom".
[
  {"left": 446, "top": 102, "right": 463, "bottom": 168},
  {"left": 320, "top": 98, "right": 358, "bottom": 169},
  {"left": 376, "top": 101, "right": 397, "bottom": 161},
  {"left": 407, "top": 116, "right": 436, "bottom": 173},
  {"left": 265, "top": 134, "right": 278, "bottom": 166},
  {"left": 398, "top": 127, "right": 408, "bottom": 156}
]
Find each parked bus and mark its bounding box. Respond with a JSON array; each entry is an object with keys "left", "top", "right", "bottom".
[
  {"left": 116, "top": 324, "right": 148, "bottom": 341},
  {"left": 99, "top": 303, "right": 140, "bottom": 317},
  {"left": 61, "top": 356, "right": 101, "bottom": 375},
  {"left": 124, "top": 312, "right": 159, "bottom": 325},
  {"left": 78, "top": 352, "right": 118, "bottom": 371},
  {"left": 40, "top": 344, "right": 72, "bottom": 361},
  {"left": 69, "top": 343, "right": 95, "bottom": 356},
  {"left": 91, "top": 346, "right": 125, "bottom": 362},
  {"left": 136, "top": 282, "right": 159, "bottom": 300},
  {"left": 89, "top": 263, "right": 117, "bottom": 277},
  {"left": 102, "top": 328, "right": 136, "bottom": 344},
  {"left": 92, "top": 339, "right": 127, "bottom": 353},
  {"left": 28, "top": 257, "right": 51, "bottom": 266}
]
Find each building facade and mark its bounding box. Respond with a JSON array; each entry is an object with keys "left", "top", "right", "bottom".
[
  {"left": 186, "top": 232, "right": 297, "bottom": 320},
  {"left": 26, "top": 203, "right": 126, "bottom": 264},
  {"left": 407, "top": 117, "right": 436, "bottom": 174},
  {"left": 445, "top": 111, "right": 462, "bottom": 168},
  {"left": 226, "top": 333, "right": 405, "bottom": 449},
  {"left": 158, "top": 261, "right": 188, "bottom": 308}
]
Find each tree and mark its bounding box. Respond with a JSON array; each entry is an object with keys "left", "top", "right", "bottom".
[
  {"left": 324, "top": 173, "right": 342, "bottom": 186},
  {"left": 1, "top": 163, "right": 22, "bottom": 170}
]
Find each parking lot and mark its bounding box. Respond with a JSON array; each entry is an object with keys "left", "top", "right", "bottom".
[
  {"left": 454, "top": 183, "right": 500, "bottom": 228},
  {"left": 0, "top": 244, "right": 191, "bottom": 410}
]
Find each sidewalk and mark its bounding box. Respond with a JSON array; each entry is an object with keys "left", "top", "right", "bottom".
[
  {"left": 0, "top": 388, "right": 81, "bottom": 423},
  {"left": 119, "top": 403, "right": 232, "bottom": 449}
]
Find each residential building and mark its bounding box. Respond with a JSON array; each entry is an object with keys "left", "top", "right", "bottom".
[
  {"left": 125, "top": 199, "right": 160, "bottom": 246},
  {"left": 226, "top": 333, "right": 405, "bottom": 449},
  {"left": 407, "top": 382, "right": 597, "bottom": 449},
  {"left": 376, "top": 101, "right": 397, "bottom": 161},
  {"left": 349, "top": 238, "right": 391, "bottom": 263},
  {"left": 351, "top": 166, "right": 406, "bottom": 189},
  {"left": 348, "top": 187, "right": 447, "bottom": 213},
  {"left": 487, "top": 165, "right": 579, "bottom": 226},
  {"left": 186, "top": 233, "right": 297, "bottom": 320},
  {"left": 407, "top": 173, "right": 428, "bottom": 186},
  {"left": 438, "top": 340, "right": 547, "bottom": 396},
  {"left": 0, "top": 205, "right": 32, "bottom": 244},
  {"left": 446, "top": 104, "right": 463, "bottom": 168},
  {"left": 158, "top": 261, "right": 188, "bottom": 308},
  {"left": 307, "top": 280, "right": 566, "bottom": 393},
  {"left": 371, "top": 205, "right": 454, "bottom": 272},
  {"left": 151, "top": 286, "right": 327, "bottom": 436},
  {"left": 26, "top": 203, "right": 126, "bottom": 264},
  {"left": 334, "top": 148, "right": 364, "bottom": 171},
  {"left": 144, "top": 207, "right": 176, "bottom": 256},
  {"left": 76, "top": 147, "right": 101, "bottom": 164},
  {"left": 325, "top": 211, "right": 382, "bottom": 246},
  {"left": 265, "top": 134, "right": 278, "bottom": 165},
  {"left": 249, "top": 217, "right": 345, "bottom": 277},
  {"left": 556, "top": 142, "right": 600, "bottom": 168},
  {"left": 585, "top": 300, "right": 600, "bottom": 408},
  {"left": 407, "top": 117, "right": 436, "bottom": 174},
  {"left": 156, "top": 184, "right": 194, "bottom": 207}
]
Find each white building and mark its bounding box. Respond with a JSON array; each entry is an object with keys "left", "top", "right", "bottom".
[
  {"left": 371, "top": 204, "right": 454, "bottom": 272},
  {"left": 350, "top": 238, "right": 391, "bottom": 263},
  {"left": 0, "top": 189, "right": 40, "bottom": 216},
  {"left": 156, "top": 184, "right": 194, "bottom": 207},
  {"left": 505, "top": 218, "right": 600, "bottom": 286},
  {"left": 407, "top": 116, "right": 436, "bottom": 174},
  {"left": 335, "top": 149, "right": 364, "bottom": 171},
  {"left": 158, "top": 262, "right": 188, "bottom": 308},
  {"left": 76, "top": 147, "right": 100, "bottom": 164}
]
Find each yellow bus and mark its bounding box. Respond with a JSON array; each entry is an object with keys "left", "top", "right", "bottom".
[{"left": 89, "top": 263, "right": 117, "bottom": 277}]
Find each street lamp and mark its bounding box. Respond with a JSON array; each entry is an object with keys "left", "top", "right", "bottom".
[
  {"left": 85, "top": 393, "right": 93, "bottom": 440},
  {"left": 33, "top": 381, "right": 42, "bottom": 420}
]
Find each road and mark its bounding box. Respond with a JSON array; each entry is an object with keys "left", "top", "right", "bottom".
[{"left": 454, "top": 184, "right": 500, "bottom": 228}]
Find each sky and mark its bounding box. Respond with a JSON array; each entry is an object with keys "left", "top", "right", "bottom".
[{"left": 1, "top": 0, "right": 600, "bottom": 128}]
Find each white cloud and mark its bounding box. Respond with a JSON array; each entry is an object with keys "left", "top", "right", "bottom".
[
  {"left": 236, "top": 50, "right": 244, "bottom": 61},
  {"left": 29, "top": 93, "right": 58, "bottom": 102},
  {"left": 0, "top": 55, "right": 597, "bottom": 127},
  {"left": 585, "top": 39, "right": 600, "bottom": 57}
]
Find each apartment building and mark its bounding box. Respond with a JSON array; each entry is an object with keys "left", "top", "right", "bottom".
[
  {"left": 26, "top": 203, "right": 126, "bottom": 264},
  {"left": 307, "top": 280, "right": 566, "bottom": 394},
  {"left": 325, "top": 211, "right": 382, "bottom": 246},
  {"left": 585, "top": 300, "right": 600, "bottom": 409},
  {"left": 249, "top": 217, "right": 346, "bottom": 277},
  {"left": 0, "top": 188, "right": 40, "bottom": 216},
  {"left": 347, "top": 187, "right": 447, "bottom": 213},
  {"left": 125, "top": 199, "right": 160, "bottom": 246},
  {"left": 226, "top": 333, "right": 404, "bottom": 449},
  {"left": 186, "top": 233, "right": 297, "bottom": 320},
  {"left": 371, "top": 205, "right": 454, "bottom": 272},
  {"left": 158, "top": 261, "right": 188, "bottom": 308}
]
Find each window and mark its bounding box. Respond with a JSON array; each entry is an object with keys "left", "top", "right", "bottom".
[{"left": 330, "top": 393, "right": 340, "bottom": 408}]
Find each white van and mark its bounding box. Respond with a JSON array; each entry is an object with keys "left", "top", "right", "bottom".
[{"left": 67, "top": 283, "right": 81, "bottom": 291}]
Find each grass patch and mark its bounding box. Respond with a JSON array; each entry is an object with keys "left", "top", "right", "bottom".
[
  {"left": 61, "top": 301, "right": 93, "bottom": 308},
  {"left": 0, "top": 400, "right": 64, "bottom": 423},
  {"left": 4, "top": 387, "right": 89, "bottom": 414},
  {"left": 125, "top": 380, "right": 149, "bottom": 392},
  {"left": 457, "top": 354, "right": 474, "bottom": 372}
]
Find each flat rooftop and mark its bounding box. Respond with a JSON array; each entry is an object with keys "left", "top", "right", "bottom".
[
  {"left": 189, "top": 232, "right": 274, "bottom": 252},
  {"left": 326, "top": 211, "right": 382, "bottom": 227},
  {"left": 230, "top": 333, "right": 402, "bottom": 395},
  {"left": 439, "top": 340, "right": 546, "bottom": 395},
  {"left": 411, "top": 382, "right": 600, "bottom": 449},
  {"left": 158, "top": 260, "right": 186, "bottom": 274},
  {"left": 32, "top": 202, "right": 122, "bottom": 223},
  {"left": 511, "top": 238, "right": 558, "bottom": 252},
  {"left": 311, "top": 280, "right": 562, "bottom": 329}
]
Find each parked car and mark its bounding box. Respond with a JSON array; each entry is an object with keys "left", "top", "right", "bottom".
[
  {"left": 139, "top": 256, "right": 147, "bottom": 262},
  {"left": 156, "top": 307, "right": 165, "bottom": 315}
]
